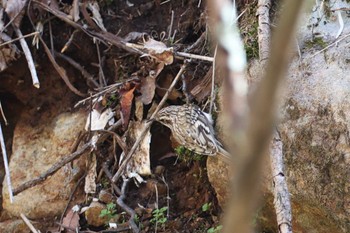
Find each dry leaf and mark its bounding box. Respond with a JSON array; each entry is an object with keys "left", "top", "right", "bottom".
[
  {"left": 140, "top": 63, "right": 164, "bottom": 104},
  {"left": 143, "top": 38, "right": 174, "bottom": 65},
  {"left": 70, "top": 0, "right": 80, "bottom": 22},
  {"left": 123, "top": 32, "right": 145, "bottom": 42},
  {"left": 85, "top": 108, "right": 114, "bottom": 131},
  {"left": 3, "top": 0, "right": 27, "bottom": 27},
  {"left": 62, "top": 208, "right": 80, "bottom": 230},
  {"left": 0, "top": 32, "right": 20, "bottom": 71},
  {"left": 122, "top": 121, "right": 151, "bottom": 178},
  {"left": 120, "top": 84, "right": 136, "bottom": 130},
  {"left": 140, "top": 73, "right": 156, "bottom": 105},
  {"left": 87, "top": 1, "right": 107, "bottom": 31}
]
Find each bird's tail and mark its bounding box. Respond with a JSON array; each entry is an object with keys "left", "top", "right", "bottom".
[{"left": 217, "top": 146, "right": 232, "bottom": 164}]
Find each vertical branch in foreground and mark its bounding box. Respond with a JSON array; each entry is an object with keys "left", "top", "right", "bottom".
[
  {"left": 270, "top": 131, "right": 292, "bottom": 233},
  {"left": 207, "top": 0, "right": 304, "bottom": 232}
]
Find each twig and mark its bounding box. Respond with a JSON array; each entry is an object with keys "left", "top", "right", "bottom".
[
  {"left": 49, "top": 20, "right": 54, "bottom": 56},
  {"left": 39, "top": 34, "right": 86, "bottom": 96},
  {"left": 335, "top": 10, "right": 343, "bottom": 39},
  {"left": 102, "top": 163, "right": 122, "bottom": 195},
  {"left": 13, "top": 27, "right": 40, "bottom": 88},
  {"left": 167, "top": 10, "right": 174, "bottom": 41},
  {"left": 124, "top": 42, "right": 214, "bottom": 62},
  {"left": 175, "top": 51, "right": 213, "bottom": 62},
  {"left": 160, "top": 175, "right": 170, "bottom": 219},
  {"left": 31, "top": 0, "right": 143, "bottom": 55},
  {"left": 270, "top": 130, "right": 292, "bottom": 233},
  {"left": 54, "top": 51, "right": 100, "bottom": 88},
  {"left": 0, "top": 32, "right": 39, "bottom": 48},
  {"left": 257, "top": 0, "right": 271, "bottom": 62},
  {"left": 309, "top": 33, "right": 350, "bottom": 58},
  {"left": 20, "top": 213, "right": 40, "bottom": 233},
  {"left": 0, "top": 122, "right": 13, "bottom": 202},
  {"left": 96, "top": 43, "right": 107, "bottom": 87},
  {"left": 0, "top": 5, "right": 26, "bottom": 34},
  {"left": 97, "top": 129, "right": 128, "bottom": 154},
  {"left": 160, "top": 0, "right": 171, "bottom": 5},
  {"left": 181, "top": 74, "right": 191, "bottom": 103},
  {"left": 0, "top": 101, "right": 8, "bottom": 125},
  {"left": 183, "top": 31, "right": 206, "bottom": 53},
  {"left": 209, "top": 45, "right": 218, "bottom": 114},
  {"left": 117, "top": 178, "right": 138, "bottom": 233},
  {"left": 74, "top": 77, "right": 139, "bottom": 108},
  {"left": 26, "top": 2, "right": 86, "bottom": 96},
  {"left": 154, "top": 183, "right": 159, "bottom": 233},
  {"left": 13, "top": 141, "right": 92, "bottom": 195},
  {"left": 111, "top": 63, "right": 187, "bottom": 183},
  {"left": 61, "top": 29, "right": 79, "bottom": 53},
  {"left": 59, "top": 173, "right": 87, "bottom": 231}
]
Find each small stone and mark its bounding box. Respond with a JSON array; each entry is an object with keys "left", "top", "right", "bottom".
[
  {"left": 85, "top": 201, "right": 108, "bottom": 227},
  {"left": 99, "top": 189, "right": 114, "bottom": 204}
]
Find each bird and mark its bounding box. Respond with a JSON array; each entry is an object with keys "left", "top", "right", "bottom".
[{"left": 155, "top": 104, "right": 231, "bottom": 162}]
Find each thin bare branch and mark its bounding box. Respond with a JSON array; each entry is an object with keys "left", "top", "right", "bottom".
[
  {"left": 270, "top": 131, "right": 292, "bottom": 233},
  {"left": 0, "top": 31, "right": 39, "bottom": 48},
  {"left": 0, "top": 122, "right": 13, "bottom": 202},
  {"left": 20, "top": 213, "right": 40, "bottom": 233},
  {"left": 117, "top": 178, "right": 138, "bottom": 232},
  {"left": 13, "top": 27, "right": 40, "bottom": 88},
  {"left": 54, "top": 51, "right": 100, "bottom": 88},
  {"left": 257, "top": 0, "right": 271, "bottom": 62}
]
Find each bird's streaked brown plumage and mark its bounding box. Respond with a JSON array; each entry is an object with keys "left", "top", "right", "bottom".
[{"left": 156, "top": 104, "right": 230, "bottom": 162}]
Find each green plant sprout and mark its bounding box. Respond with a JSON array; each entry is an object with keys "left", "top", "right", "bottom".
[
  {"left": 99, "top": 202, "right": 117, "bottom": 222},
  {"left": 150, "top": 206, "right": 168, "bottom": 230},
  {"left": 202, "top": 202, "right": 212, "bottom": 212},
  {"left": 207, "top": 225, "right": 223, "bottom": 233}
]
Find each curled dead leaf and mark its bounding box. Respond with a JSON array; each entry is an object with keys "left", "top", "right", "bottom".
[
  {"left": 119, "top": 83, "right": 137, "bottom": 130},
  {"left": 122, "top": 120, "right": 151, "bottom": 177},
  {"left": 3, "top": 0, "right": 27, "bottom": 27},
  {"left": 62, "top": 208, "right": 80, "bottom": 230},
  {"left": 140, "top": 63, "right": 164, "bottom": 105},
  {"left": 143, "top": 38, "right": 174, "bottom": 65}
]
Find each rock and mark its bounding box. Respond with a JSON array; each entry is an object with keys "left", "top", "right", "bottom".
[
  {"left": 99, "top": 189, "right": 115, "bottom": 204},
  {"left": 206, "top": 156, "right": 230, "bottom": 207},
  {"left": 84, "top": 201, "right": 108, "bottom": 227},
  {"left": 0, "top": 219, "right": 32, "bottom": 233},
  {"left": 2, "top": 110, "right": 86, "bottom": 219}
]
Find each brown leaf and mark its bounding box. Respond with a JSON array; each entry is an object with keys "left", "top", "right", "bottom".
[
  {"left": 143, "top": 38, "right": 174, "bottom": 65},
  {"left": 0, "top": 33, "right": 20, "bottom": 71},
  {"left": 62, "top": 209, "right": 80, "bottom": 230},
  {"left": 140, "top": 63, "right": 164, "bottom": 105},
  {"left": 120, "top": 84, "right": 136, "bottom": 130},
  {"left": 140, "top": 75, "right": 155, "bottom": 105}
]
